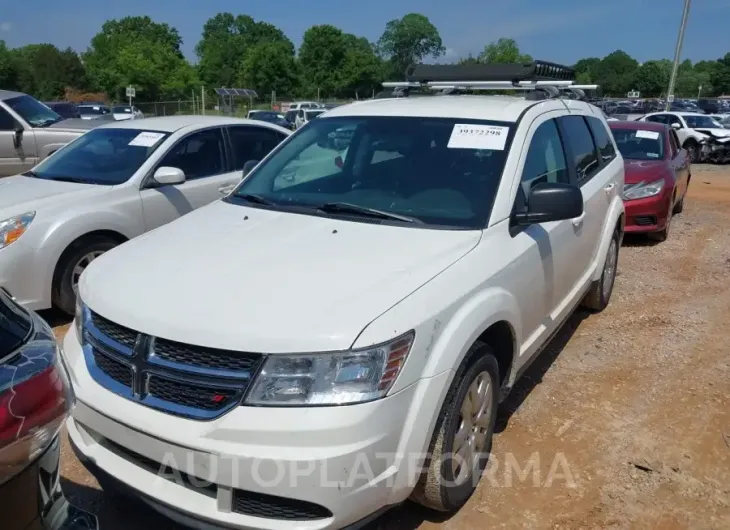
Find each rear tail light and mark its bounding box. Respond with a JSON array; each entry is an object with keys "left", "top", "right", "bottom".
[{"left": 0, "top": 342, "right": 72, "bottom": 486}]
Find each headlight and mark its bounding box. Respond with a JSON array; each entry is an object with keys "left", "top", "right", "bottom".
[
  {"left": 74, "top": 297, "right": 86, "bottom": 343},
  {"left": 623, "top": 179, "right": 665, "bottom": 201},
  {"left": 0, "top": 212, "right": 35, "bottom": 250},
  {"left": 245, "top": 332, "right": 414, "bottom": 406}
]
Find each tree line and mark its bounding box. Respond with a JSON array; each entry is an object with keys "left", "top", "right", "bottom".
[{"left": 0, "top": 12, "right": 729, "bottom": 102}]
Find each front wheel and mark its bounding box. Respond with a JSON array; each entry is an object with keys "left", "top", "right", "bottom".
[
  {"left": 581, "top": 231, "right": 619, "bottom": 312},
  {"left": 684, "top": 141, "right": 699, "bottom": 163},
  {"left": 53, "top": 237, "right": 118, "bottom": 315},
  {"left": 410, "top": 344, "right": 500, "bottom": 512}
]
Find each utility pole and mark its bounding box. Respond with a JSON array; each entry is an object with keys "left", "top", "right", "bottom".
[
  {"left": 201, "top": 86, "right": 205, "bottom": 115},
  {"left": 697, "top": 84, "right": 702, "bottom": 99},
  {"left": 665, "top": 0, "right": 691, "bottom": 111}
]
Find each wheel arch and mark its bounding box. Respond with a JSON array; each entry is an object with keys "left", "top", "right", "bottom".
[{"left": 50, "top": 229, "right": 129, "bottom": 301}]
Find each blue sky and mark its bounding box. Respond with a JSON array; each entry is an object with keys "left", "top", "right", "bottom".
[{"left": 1, "top": 0, "right": 729, "bottom": 64}]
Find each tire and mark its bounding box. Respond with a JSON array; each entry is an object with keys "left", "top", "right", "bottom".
[
  {"left": 649, "top": 207, "right": 672, "bottom": 242},
  {"left": 410, "top": 343, "right": 500, "bottom": 512},
  {"left": 673, "top": 195, "right": 684, "bottom": 214},
  {"left": 581, "top": 230, "right": 619, "bottom": 312},
  {"left": 684, "top": 141, "right": 699, "bottom": 164},
  {"left": 53, "top": 236, "right": 118, "bottom": 315}
]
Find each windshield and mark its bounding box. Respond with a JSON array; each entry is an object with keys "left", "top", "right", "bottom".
[
  {"left": 29, "top": 128, "right": 170, "bottom": 185},
  {"left": 229, "top": 116, "right": 513, "bottom": 228},
  {"left": 611, "top": 128, "right": 665, "bottom": 161},
  {"left": 112, "top": 106, "right": 132, "bottom": 113},
  {"left": 254, "top": 112, "right": 279, "bottom": 120},
  {"left": 684, "top": 115, "right": 721, "bottom": 129},
  {"left": 5, "top": 95, "right": 62, "bottom": 127},
  {"left": 78, "top": 106, "right": 107, "bottom": 116},
  {"left": 306, "top": 111, "right": 325, "bottom": 119}
]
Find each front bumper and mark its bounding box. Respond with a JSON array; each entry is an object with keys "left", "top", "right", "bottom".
[
  {"left": 62, "top": 327, "right": 451, "bottom": 530},
  {"left": 0, "top": 237, "right": 51, "bottom": 310},
  {"left": 623, "top": 190, "right": 672, "bottom": 234}
]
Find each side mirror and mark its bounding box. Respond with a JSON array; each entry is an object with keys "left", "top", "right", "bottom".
[
  {"left": 242, "top": 159, "right": 259, "bottom": 178},
  {"left": 153, "top": 166, "right": 186, "bottom": 185},
  {"left": 12, "top": 124, "right": 23, "bottom": 149},
  {"left": 671, "top": 122, "right": 681, "bottom": 130},
  {"left": 513, "top": 182, "right": 583, "bottom": 226}
]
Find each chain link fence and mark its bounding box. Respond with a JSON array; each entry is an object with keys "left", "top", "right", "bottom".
[{"left": 134, "top": 95, "right": 356, "bottom": 118}]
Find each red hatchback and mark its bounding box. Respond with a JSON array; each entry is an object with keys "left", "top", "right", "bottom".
[{"left": 609, "top": 121, "right": 691, "bottom": 241}]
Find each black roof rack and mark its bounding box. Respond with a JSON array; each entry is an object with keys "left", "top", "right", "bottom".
[{"left": 404, "top": 60, "right": 575, "bottom": 84}]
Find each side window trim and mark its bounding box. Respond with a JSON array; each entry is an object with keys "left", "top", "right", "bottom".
[
  {"left": 141, "top": 126, "right": 226, "bottom": 189},
  {"left": 586, "top": 116, "right": 617, "bottom": 170},
  {"left": 512, "top": 117, "right": 572, "bottom": 210}
]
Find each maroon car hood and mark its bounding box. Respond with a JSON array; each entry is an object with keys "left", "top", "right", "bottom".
[{"left": 624, "top": 160, "right": 668, "bottom": 185}]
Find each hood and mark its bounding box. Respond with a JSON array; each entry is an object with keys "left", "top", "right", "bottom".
[
  {"left": 81, "top": 201, "right": 481, "bottom": 353},
  {"left": 623, "top": 159, "right": 669, "bottom": 185},
  {"left": 0, "top": 175, "right": 103, "bottom": 215},
  {"left": 695, "top": 128, "right": 730, "bottom": 140},
  {"left": 47, "top": 118, "right": 102, "bottom": 131}
]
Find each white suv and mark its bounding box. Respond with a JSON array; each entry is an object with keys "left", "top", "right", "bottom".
[{"left": 63, "top": 80, "right": 624, "bottom": 529}]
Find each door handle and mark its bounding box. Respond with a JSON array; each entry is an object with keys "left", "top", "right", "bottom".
[
  {"left": 218, "top": 184, "right": 236, "bottom": 195},
  {"left": 604, "top": 183, "right": 616, "bottom": 194},
  {"left": 572, "top": 212, "right": 586, "bottom": 228}
]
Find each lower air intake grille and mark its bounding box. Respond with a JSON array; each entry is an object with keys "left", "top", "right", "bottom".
[
  {"left": 634, "top": 215, "right": 657, "bottom": 226},
  {"left": 232, "top": 489, "right": 332, "bottom": 521}
]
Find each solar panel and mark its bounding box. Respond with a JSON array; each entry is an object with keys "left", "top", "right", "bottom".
[{"left": 214, "top": 88, "right": 258, "bottom": 98}]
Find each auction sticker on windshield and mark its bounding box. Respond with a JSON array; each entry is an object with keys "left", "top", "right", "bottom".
[
  {"left": 635, "top": 130, "right": 660, "bottom": 140},
  {"left": 448, "top": 124, "right": 509, "bottom": 150},
  {"left": 129, "top": 132, "right": 166, "bottom": 147}
]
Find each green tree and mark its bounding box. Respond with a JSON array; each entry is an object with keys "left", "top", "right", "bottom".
[
  {"left": 0, "top": 41, "right": 20, "bottom": 91},
  {"left": 633, "top": 60, "right": 670, "bottom": 97},
  {"left": 573, "top": 57, "right": 601, "bottom": 84},
  {"left": 196, "top": 13, "right": 293, "bottom": 89},
  {"left": 477, "top": 38, "right": 531, "bottom": 64},
  {"left": 10, "top": 44, "right": 87, "bottom": 99},
  {"left": 377, "top": 13, "right": 444, "bottom": 79},
  {"left": 238, "top": 41, "right": 300, "bottom": 97},
  {"left": 84, "top": 16, "right": 198, "bottom": 100},
  {"left": 593, "top": 50, "right": 639, "bottom": 96},
  {"left": 299, "top": 25, "right": 348, "bottom": 98},
  {"left": 710, "top": 53, "right": 730, "bottom": 96},
  {"left": 339, "top": 35, "right": 383, "bottom": 97}
]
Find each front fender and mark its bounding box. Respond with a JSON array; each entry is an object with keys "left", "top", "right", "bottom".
[
  {"left": 592, "top": 197, "right": 625, "bottom": 282},
  {"left": 36, "top": 211, "right": 141, "bottom": 307}
]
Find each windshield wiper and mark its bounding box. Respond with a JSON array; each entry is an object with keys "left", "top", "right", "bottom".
[
  {"left": 236, "top": 193, "right": 276, "bottom": 206},
  {"left": 316, "top": 202, "right": 422, "bottom": 223},
  {"left": 35, "top": 117, "right": 63, "bottom": 128}
]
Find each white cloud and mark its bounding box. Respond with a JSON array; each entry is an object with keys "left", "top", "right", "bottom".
[{"left": 0, "top": 22, "right": 11, "bottom": 32}]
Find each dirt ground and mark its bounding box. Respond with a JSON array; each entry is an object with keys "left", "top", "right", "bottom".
[{"left": 52, "top": 165, "right": 730, "bottom": 530}]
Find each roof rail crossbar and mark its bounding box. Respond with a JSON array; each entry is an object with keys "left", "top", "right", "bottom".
[{"left": 404, "top": 60, "right": 575, "bottom": 84}]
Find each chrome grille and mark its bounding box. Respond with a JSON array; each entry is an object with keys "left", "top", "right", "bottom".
[{"left": 82, "top": 310, "right": 264, "bottom": 420}]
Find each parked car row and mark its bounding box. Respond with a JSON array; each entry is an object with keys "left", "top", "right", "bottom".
[{"left": 1, "top": 65, "right": 696, "bottom": 530}]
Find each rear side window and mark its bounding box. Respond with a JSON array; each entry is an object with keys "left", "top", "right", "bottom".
[
  {"left": 586, "top": 117, "right": 617, "bottom": 165},
  {"left": 668, "top": 129, "right": 679, "bottom": 156},
  {"left": 646, "top": 114, "right": 668, "bottom": 124},
  {"left": 559, "top": 116, "right": 600, "bottom": 185},
  {"left": 0, "top": 107, "right": 15, "bottom": 131},
  {"left": 227, "top": 126, "right": 285, "bottom": 170}
]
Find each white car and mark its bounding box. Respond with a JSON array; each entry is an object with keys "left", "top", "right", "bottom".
[
  {"left": 111, "top": 105, "right": 144, "bottom": 121},
  {"left": 287, "top": 101, "right": 324, "bottom": 112},
  {"left": 0, "top": 115, "right": 290, "bottom": 314},
  {"left": 64, "top": 79, "right": 624, "bottom": 529},
  {"left": 639, "top": 111, "right": 730, "bottom": 162},
  {"left": 294, "top": 108, "right": 326, "bottom": 129}
]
